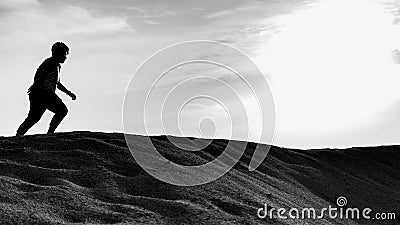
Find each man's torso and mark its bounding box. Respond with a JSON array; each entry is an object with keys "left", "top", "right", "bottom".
[{"left": 29, "top": 57, "right": 60, "bottom": 94}]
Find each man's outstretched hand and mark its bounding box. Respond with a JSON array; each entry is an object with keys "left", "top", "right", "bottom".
[
  {"left": 58, "top": 82, "right": 77, "bottom": 100},
  {"left": 68, "top": 92, "right": 77, "bottom": 100}
]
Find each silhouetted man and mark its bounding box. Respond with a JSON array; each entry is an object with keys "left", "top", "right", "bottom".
[{"left": 16, "top": 42, "right": 76, "bottom": 136}]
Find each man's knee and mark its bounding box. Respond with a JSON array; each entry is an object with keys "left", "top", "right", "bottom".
[{"left": 59, "top": 106, "right": 68, "bottom": 117}]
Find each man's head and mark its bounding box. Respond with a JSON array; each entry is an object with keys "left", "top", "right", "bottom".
[{"left": 51, "top": 42, "right": 69, "bottom": 64}]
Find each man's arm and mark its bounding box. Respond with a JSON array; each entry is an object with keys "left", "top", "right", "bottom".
[{"left": 57, "top": 81, "right": 76, "bottom": 100}]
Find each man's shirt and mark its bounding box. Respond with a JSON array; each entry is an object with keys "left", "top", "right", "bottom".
[{"left": 30, "top": 57, "right": 60, "bottom": 93}]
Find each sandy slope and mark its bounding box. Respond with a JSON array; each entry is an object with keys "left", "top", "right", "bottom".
[{"left": 0, "top": 132, "right": 398, "bottom": 225}]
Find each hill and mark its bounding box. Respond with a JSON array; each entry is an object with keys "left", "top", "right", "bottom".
[{"left": 0, "top": 132, "right": 398, "bottom": 224}]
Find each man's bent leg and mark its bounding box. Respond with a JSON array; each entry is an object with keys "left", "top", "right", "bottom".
[
  {"left": 46, "top": 94, "right": 68, "bottom": 134},
  {"left": 16, "top": 95, "right": 46, "bottom": 136}
]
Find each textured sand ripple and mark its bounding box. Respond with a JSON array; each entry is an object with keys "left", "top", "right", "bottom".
[{"left": 0, "top": 132, "right": 398, "bottom": 224}]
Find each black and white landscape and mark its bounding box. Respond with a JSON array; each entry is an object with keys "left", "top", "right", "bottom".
[{"left": 1, "top": 0, "right": 400, "bottom": 224}]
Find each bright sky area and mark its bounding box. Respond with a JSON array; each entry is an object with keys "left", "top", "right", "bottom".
[{"left": 1, "top": 0, "right": 400, "bottom": 149}]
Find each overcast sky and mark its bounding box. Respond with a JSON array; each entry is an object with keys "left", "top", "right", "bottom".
[{"left": 2, "top": 0, "right": 400, "bottom": 149}]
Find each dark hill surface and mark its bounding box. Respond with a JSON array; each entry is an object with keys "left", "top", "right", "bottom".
[{"left": 0, "top": 132, "right": 398, "bottom": 224}]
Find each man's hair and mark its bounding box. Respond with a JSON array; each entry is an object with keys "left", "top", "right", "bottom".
[{"left": 51, "top": 42, "right": 69, "bottom": 55}]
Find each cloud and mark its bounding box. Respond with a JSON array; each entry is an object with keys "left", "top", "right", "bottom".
[
  {"left": 0, "top": 0, "right": 135, "bottom": 63},
  {"left": 126, "top": 6, "right": 176, "bottom": 22},
  {"left": 144, "top": 20, "right": 159, "bottom": 25},
  {"left": 192, "top": 8, "right": 206, "bottom": 11},
  {"left": 0, "top": 0, "right": 39, "bottom": 9},
  {"left": 210, "top": 24, "right": 280, "bottom": 55},
  {"left": 201, "top": 0, "right": 312, "bottom": 55},
  {"left": 204, "top": 0, "right": 311, "bottom": 20},
  {"left": 383, "top": 0, "right": 400, "bottom": 23},
  {"left": 0, "top": 1, "right": 133, "bottom": 40},
  {"left": 204, "top": 6, "right": 258, "bottom": 19}
]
